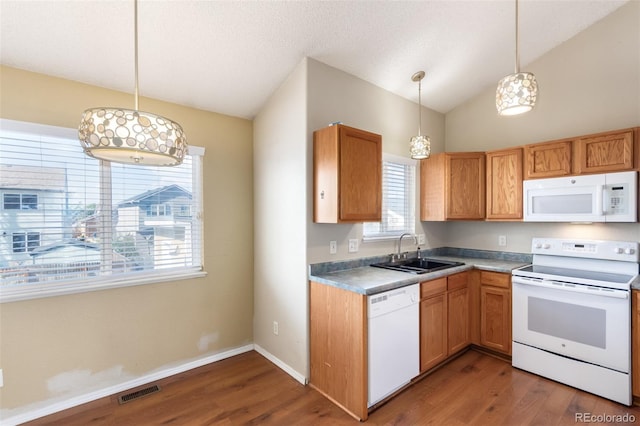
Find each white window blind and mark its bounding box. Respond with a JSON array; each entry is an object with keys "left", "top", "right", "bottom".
[
  {"left": 0, "top": 119, "right": 205, "bottom": 302},
  {"left": 363, "top": 154, "right": 416, "bottom": 239}
]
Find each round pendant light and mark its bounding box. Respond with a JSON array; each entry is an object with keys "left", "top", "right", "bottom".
[
  {"left": 409, "top": 71, "right": 431, "bottom": 160},
  {"left": 496, "top": 0, "right": 538, "bottom": 116},
  {"left": 78, "top": 0, "right": 187, "bottom": 166}
]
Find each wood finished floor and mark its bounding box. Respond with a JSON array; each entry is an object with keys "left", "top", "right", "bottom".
[{"left": 26, "top": 349, "right": 640, "bottom": 425}]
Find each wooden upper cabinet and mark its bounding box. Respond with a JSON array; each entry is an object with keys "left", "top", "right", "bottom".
[
  {"left": 420, "top": 152, "right": 485, "bottom": 221},
  {"left": 313, "top": 124, "right": 382, "bottom": 223},
  {"left": 486, "top": 148, "right": 523, "bottom": 220},
  {"left": 524, "top": 139, "right": 572, "bottom": 179},
  {"left": 574, "top": 129, "right": 635, "bottom": 174}
]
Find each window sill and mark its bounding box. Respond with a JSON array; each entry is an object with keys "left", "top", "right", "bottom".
[
  {"left": 362, "top": 234, "right": 410, "bottom": 243},
  {"left": 0, "top": 270, "right": 208, "bottom": 303}
]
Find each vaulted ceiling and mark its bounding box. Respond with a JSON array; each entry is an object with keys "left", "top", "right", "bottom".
[{"left": 0, "top": 0, "right": 629, "bottom": 119}]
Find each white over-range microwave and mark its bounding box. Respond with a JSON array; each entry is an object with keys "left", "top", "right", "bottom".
[{"left": 523, "top": 171, "right": 637, "bottom": 222}]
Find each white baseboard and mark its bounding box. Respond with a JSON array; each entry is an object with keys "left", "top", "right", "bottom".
[
  {"left": 253, "top": 343, "right": 308, "bottom": 385},
  {"left": 1, "top": 344, "right": 254, "bottom": 426}
]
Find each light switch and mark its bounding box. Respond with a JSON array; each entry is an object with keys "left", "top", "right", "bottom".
[{"left": 330, "top": 241, "right": 337, "bottom": 254}]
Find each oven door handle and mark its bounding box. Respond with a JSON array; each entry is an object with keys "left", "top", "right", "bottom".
[{"left": 513, "top": 277, "right": 629, "bottom": 299}]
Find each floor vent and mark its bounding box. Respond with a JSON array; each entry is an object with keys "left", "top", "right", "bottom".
[{"left": 117, "top": 384, "right": 161, "bottom": 405}]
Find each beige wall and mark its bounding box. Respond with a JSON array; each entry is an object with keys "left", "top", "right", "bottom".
[
  {"left": 444, "top": 1, "right": 640, "bottom": 253},
  {"left": 253, "top": 59, "right": 309, "bottom": 377},
  {"left": 0, "top": 66, "right": 254, "bottom": 414}
]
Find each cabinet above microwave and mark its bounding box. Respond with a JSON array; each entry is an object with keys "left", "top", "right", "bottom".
[{"left": 523, "top": 171, "right": 637, "bottom": 222}]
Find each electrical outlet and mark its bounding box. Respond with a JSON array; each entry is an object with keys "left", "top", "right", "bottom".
[
  {"left": 0, "top": 369, "right": 3, "bottom": 388},
  {"left": 329, "top": 241, "right": 337, "bottom": 254},
  {"left": 498, "top": 235, "right": 507, "bottom": 247},
  {"left": 273, "top": 321, "right": 279, "bottom": 336},
  {"left": 417, "top": 234, "right": 425, "bottom": 245},
  {"left": 348, "top": 239, "right": 359, "bottom": 253}
]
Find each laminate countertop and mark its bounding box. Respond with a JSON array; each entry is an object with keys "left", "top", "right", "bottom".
[{"left": 309, "top": 254, "right": 530, "bottom": 296}]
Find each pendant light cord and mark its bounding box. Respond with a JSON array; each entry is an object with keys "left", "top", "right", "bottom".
[
  {"left": 417, "top": 78, "right": 422, "bottom": 136},
  {"left": 514, "top": 0, "right": 520, "bottom": 74},
  {"left": 134, "top": 0, "right": 139, "bottom": 111}
]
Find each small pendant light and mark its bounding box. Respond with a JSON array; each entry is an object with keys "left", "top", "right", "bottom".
[
  {"left": 409, "top": 71, "right": 431, "bottom": 159},
  {"left": 496, "top": 0, "right": 538, "bottom": 116},
  {"left": 78, "top": 0, "right": 187, "bottom": 166}
]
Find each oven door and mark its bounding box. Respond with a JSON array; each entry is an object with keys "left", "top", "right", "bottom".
[{"left": 512, "top": 276, "right": 630, "bottom": 373}]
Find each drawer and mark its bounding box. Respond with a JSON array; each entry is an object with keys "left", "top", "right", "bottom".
[
  {"left": 421, "top": 277, "right": 447, "bottom": 299},
  {"left": 480, "top": 271, "right": 511, "bottom": 289},
  {"left": 447, "top": 272, "right": 468, "bottom": 291}
]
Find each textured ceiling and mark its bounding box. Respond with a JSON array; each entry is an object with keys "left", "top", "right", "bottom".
[{"left": 0, "top": 0, "right": 630, "bottom": 119}]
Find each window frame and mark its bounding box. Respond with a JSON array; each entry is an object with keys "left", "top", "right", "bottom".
[
  {"left": 12, "top": 231, "right": 41, "bottom": 253},
  {"left": 0, "top": 119, "right": 207, "bottom": 303},
  {"left": 363, "top": 153, "right": 417, "bottom": 241},
  {"left": 3, "top": 193, "right": 38, "bottom": 210}
]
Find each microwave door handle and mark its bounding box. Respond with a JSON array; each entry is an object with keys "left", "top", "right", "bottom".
[{"left": 596, "top": 184, "right": 604, "bottom": 216}]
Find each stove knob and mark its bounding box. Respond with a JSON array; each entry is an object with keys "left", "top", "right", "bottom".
[
  {"left": 542, "top": 243, "right": 551, "bottom": 249},
  {"left": 625, "top": 248, "right": 635, "bottom": 255},
  {"left": 534, "top": 243, "right": 542, "bottom": 249},
  {"left": 615, "top": 247, "right": 624, "bottom": 254}
]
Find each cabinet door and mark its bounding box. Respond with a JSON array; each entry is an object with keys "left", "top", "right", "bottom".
[
  {"left": 420, "top": 293, "right": 448, "bottom": 372},
  {"left": 486, "top": 148, "right": 523, "bottom": 220},
  {"left": 574, "top": 130, "right": 634, "bottom": 174},
  {"left": 448, "top": 287, "right": 469, "bottom": 355},
  {"left": 313, "top": 124, "right": 381, "bottom": 223},
  {"left": 524, "top": 140, "right": 572, "bottom": 179},
  {"left": 445, "top": 153, "right": 485, "bottom": 220},
  {"left": 633, "top": 290, "right": 640, "bottom": 398},
  {"left": 339, "top": 126, "right": 382, "bottom": 222},
  {"left": 480, "top": 286, "right": 511, "bottom": 355},
  {"left": 309, "top": 281, "right": 368, "bottom": 420}
]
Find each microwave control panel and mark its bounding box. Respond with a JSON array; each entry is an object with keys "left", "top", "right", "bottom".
[{"left": 605, "top": 184, "right": 628, "bottom": 215}]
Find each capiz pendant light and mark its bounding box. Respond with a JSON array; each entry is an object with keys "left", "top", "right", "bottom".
[
  {"left": 496, "top": 0, "right": 538, "bottom": 116},
  {"left": 409, "top": 71, "right": 431, "bottom": 160},
  {"left": 78, "top": 0, "right": 187, "bottom": 166}
]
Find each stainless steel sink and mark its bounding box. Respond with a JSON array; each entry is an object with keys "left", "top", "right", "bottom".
[{"left": 371, "top": 258, "right": 464, "bottom": 274}]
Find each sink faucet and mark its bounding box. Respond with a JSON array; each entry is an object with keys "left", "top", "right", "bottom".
[{"left": 397, "top": 233, "right": 417, "bottom": 260}]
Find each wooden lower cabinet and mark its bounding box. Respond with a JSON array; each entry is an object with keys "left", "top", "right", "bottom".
[
  {"left": 448, "top": 275, "right": 470, "bottom": 355},
  {"left": 479, "top": 271, "right": 512, "bottom": 355},
  {"left": 633, "top": 290, "right": 639, "bottom": 400},
  {"left": 420, "top": 272, "right": 470, "bottom": 372},
  {"left": 420, "top": 278, "right": 448, "bottom": 371},
  {"left": 309, "top": 281, "right": 368, "bottom": 420}
]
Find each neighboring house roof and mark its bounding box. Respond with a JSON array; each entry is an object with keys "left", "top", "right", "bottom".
[
  {"left": 0, "top": 164, "right": 66, "bottom": 191},
  {"left": 117, "top": 184, "right": 192, "bottom": 208},
  {"left": 29, "top": 239, "right": 100, "bottom": 257}
]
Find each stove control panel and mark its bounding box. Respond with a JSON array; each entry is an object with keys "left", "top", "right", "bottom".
[{"left": 531, "top": 238, "right": 639, "bottom": 262}]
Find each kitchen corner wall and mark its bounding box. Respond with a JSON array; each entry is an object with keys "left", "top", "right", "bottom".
[
  {"left": 0, "top": 66, "right": 254, "bottom": 416},
  {"left": 444, "top": 0, "right": 640, "bottom": 251},
  {"left": 253, "top": 57, "right": 448, "bottom": 380}
]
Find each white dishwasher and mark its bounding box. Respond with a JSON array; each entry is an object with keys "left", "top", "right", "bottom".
[{"left": 367, "top": 283, "right": 420, "bottom": 407}]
